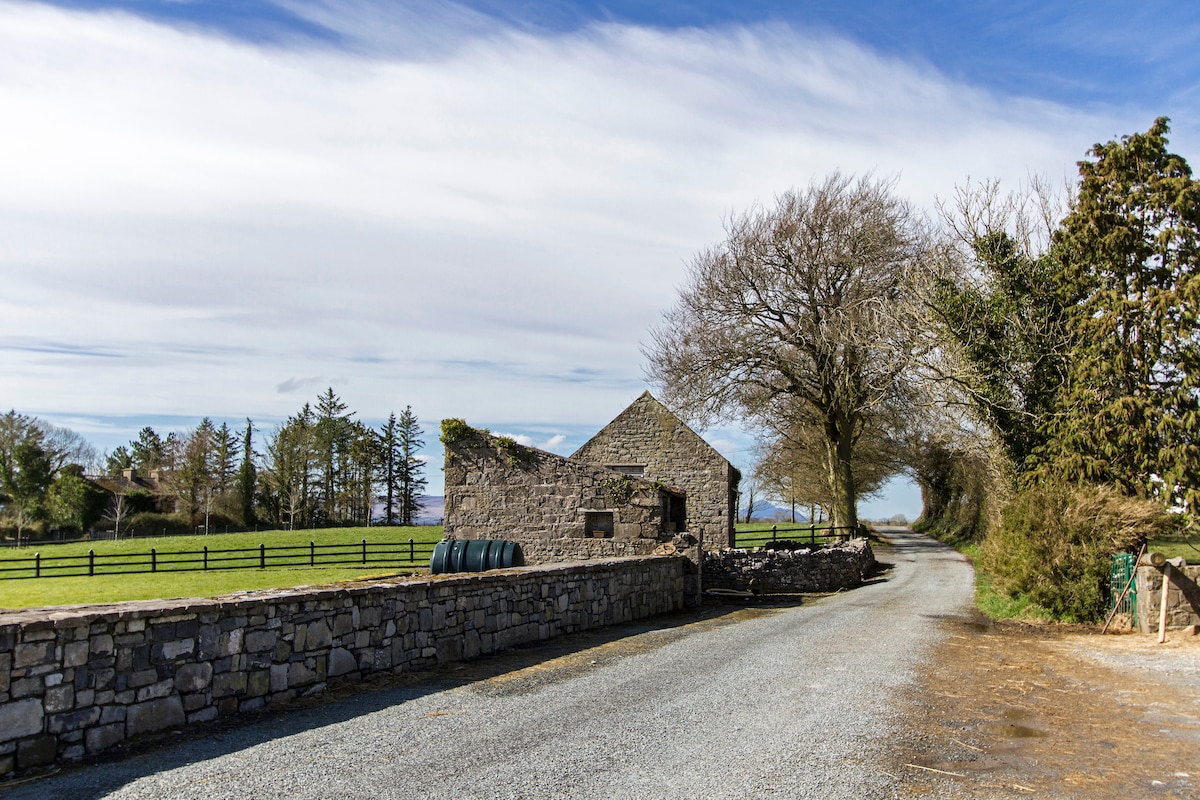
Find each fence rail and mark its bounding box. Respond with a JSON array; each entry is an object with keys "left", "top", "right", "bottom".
[
  {"left": 0, "top": 539, "right": 438, "bottom": 580},
  {"left": 731, "top": 524, "right": 861, "bottom": 549}
]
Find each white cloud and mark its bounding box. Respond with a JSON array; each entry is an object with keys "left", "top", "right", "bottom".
[{"left": 0, "top": 0, "right": 1155, "bottom": 443}]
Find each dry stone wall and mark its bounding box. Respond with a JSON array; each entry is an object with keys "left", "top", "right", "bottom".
[
  {"left": 702, "top": 539, "right": 876, "bottom": 594},
  {"left": 0, "top": 557, "right": 685, "bottom": 778},
  {"left": 1136, "top": 562, "right": 1200, "bottom": 633}
]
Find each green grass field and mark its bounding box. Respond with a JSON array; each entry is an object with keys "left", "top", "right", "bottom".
[
  {"left": 0, "top": 526, "right": 444, "bottom": 611},
  {"left": 1145, "top": 528, "right": 1200, "bottom": 562}
]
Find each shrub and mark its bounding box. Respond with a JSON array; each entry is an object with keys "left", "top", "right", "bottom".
[{"left": 977, "top": 483, "right": 1171, "bottom": 622}]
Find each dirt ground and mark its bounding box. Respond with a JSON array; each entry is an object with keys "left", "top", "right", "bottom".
[{"left": 888, "top": 617, "right": 1200, "bottom": 799}]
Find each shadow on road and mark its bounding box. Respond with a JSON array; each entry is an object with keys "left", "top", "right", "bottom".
[{"left": 2, "top": 601, "right": 796, "bottom": 798}]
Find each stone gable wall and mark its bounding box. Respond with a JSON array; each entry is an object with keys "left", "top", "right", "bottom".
[
  {"left": 0, "top": 557, "right": 685, "bottom": 778},
  {"left": 702, "top": 539, "right": 876, "bottom": 593},
  {"left": 571, "top": 392, "right": 736, "bottom": 552}
]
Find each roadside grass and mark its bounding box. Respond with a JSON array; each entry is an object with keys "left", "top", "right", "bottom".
[
  {"left": 910, "top": 519, "right": 1059, "bottom": 623},
  {"left": 0, "top": 526, "right": 444, "bottom": 611}
]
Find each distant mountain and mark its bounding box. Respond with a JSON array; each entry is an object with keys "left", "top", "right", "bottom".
[
  {"left": 416, "top": 495, "right": 444, "bottom": 525},
  {"left": 739, "top": 501, "right": 812, "bottom": 523}
]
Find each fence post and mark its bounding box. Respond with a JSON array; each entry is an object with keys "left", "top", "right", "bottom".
[
  {"left": 409, "top": 538, "right": 415, "bottom": 563},
  {"left": 151, "top": 548, "right": 157, "bottom": 573},
  {"left": 260, "top": 543, "right": 266, "bottom": 570},
  {"left": 771, "top": 525, "right": 777, "bottom": 544},
  {"left": 310, "top": 541, "right": 315, "bottom": 567},
  {"left": 362, "top": 538, "right": 367, "bottom": 565},
  {"left": 88, "top": 549, "right": 95, "bottom": 577},
  {"left": 35, "top": 552, "right": 40, "bottom": 579},
  {"left": 810, "top": 523, "right": 816, "bottom": 546},
  {"left": 203, "top": 546, "right": 208, "bottom": 571}
]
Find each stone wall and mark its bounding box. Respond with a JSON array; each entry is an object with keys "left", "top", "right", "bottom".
[
  {"left": 701, "top": 539, "right": 876, "bottom": 594},
  {"left": 572, "top": 392, "right": 738, "bottom": 552},
  {"left": 0, "top": 557, "right": 685, "bottom": 777},
  {"left": 1136, "top": 561, "right": 1200, "bottom": 633},
  {"left": 442, "top": 426, "right": 703, "bottom": 605}
]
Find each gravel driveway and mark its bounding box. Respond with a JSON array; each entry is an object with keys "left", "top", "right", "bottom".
[{"left": 2, "top": 531, "right": 975, "bottom": 800}]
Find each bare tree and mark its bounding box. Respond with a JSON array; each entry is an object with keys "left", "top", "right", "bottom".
[{"left": 645, "top": 173, "right": 932, "bottom": 529}]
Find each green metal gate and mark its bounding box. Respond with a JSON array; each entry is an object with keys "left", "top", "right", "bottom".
[{"left": 1108, "top": 552, "right": 1138, "bottom": 628}]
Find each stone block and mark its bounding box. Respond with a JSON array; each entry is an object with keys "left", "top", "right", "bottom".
[
  {"left": 85, "top": 723, "right": 125, "bottom": 754},
  {"left": 245, "top": 630, "right": 276, "bottom": 653},
  {"left": 328, "top": 648, "right": 357, "bottom": 677},
  {"left": 46, "top": 706, "right": 100, "bottom": 735},
  {"left": 0, "top": 699, "right": 44, "bottom": 742},
  {"left": 174, "top": 663, "right": 213, "bottom": 693},
  {"left": 136, "top": 679, "right": 175, "bottom": 702},
  {"left": 304, "top": 621, "right": 332, "bottom": 650},
  {"left": 161, "top": 639, "right": 195, "bottom": 660},
  {"left": 287, "top": 662, "right": 317, "bottom": 688},
  {"left": 219, "top": 629, "right": 243, "bottom": 657},
  {"left": 247, "top": 670, "right": 269, "bottom": 698},
  {"left": 14, "top": 641, "right": 54, "bottom": 669},
  {"left": 126, "top": 696, "right": 185, "bottom": 736},
  {"left": 16, "top": 735, "right": 57, "bottom": 769},
  {"left": 99, "top": 705, "right": 126, "bottom": 725},
  {"left": 212, "top": 671, "right": 247, "bottom": 697},
  {"left": 44, "top": 685, "right": 74, "bottom": 714},
  {"left": 62, "top": 641, "right": 90, "bottom": 668},
  {"left": 269, "top": 664, "right": 288, "bottom": 693},
  {"left": 187, "top": 707, "right": 218, "bottom": 724},
  {"left": 90, "top": 634, "right": 114, "bottom": 656},
  {"left": 10, "top": 676, "right": 41, "bottom": 699},
  {"left": 128, "top": 669, "right": 159, "bottom": 689}
]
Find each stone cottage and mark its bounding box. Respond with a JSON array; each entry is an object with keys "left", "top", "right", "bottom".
[{"left": 441, "top": 393, "right": 738, "bottom": 604}]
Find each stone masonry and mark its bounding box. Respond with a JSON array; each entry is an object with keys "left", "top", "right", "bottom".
[
  {"left": 0, "top": 556, "right": 685, "bottom": 778},
  {"left": 702, "top": 539, "right": 876, "bottom": 594},
  {"left": 442, "top": 425, "right": 704, "bottom": 606},
  {"left": 572, "top": 392, "right": 738, "bottom": 552},
  {"left": 1136, "top": 560, "right": 1200, "bottom": 633}
]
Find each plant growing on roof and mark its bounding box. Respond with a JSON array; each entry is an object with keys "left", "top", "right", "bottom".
[
  {"left": 600, "top": 474, "right": 636, "bottom": 506},
  {"left": 439, "top": 418, "right": 483, "bottom": 446},
  {"left": 495, "top": 436, "right": 536, "bottom": 466}
]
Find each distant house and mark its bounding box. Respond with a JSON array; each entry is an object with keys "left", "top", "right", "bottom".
[{"left": 87, "top": 468, "right": 175, "bottom": 515}]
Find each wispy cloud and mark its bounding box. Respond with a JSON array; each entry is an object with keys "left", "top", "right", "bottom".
[{"left": 0, "top": 0, "right": 1172, "bottom": 476}]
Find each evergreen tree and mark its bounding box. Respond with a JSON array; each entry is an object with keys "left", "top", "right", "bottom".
[
  {"left": 314, "top": 388, "right": 353, "bottom": 524},
  {"left": 379, "top": 412, "right": 402, "bottom": 525},
  {"left": 105, "top": 446, "right": 133, "bottom": 475},
  {"left": 129, "top": 427, "right": 166, "bottom": 472},
  {"left": 397, "top": 406, "right": 427, "bottom": 526},
  {"left": 1043, "top": 118, "right": 1200, "bottom": 514},
  {"left": 237, "top": 419, "right": 256, "bottom": 527}
]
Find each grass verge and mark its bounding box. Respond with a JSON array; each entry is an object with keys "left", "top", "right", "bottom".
[{"left": 912, "top": 519, "right": 1056, "bottom": 623}]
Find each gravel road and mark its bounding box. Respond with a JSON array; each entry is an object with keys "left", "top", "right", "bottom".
[{"left": 3, "top": 531, "right": 975, "bottom": 800}]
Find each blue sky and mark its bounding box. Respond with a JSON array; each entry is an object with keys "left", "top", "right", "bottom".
[{"left": 3, "top": 0, "right": 1198, "bottom": 518}]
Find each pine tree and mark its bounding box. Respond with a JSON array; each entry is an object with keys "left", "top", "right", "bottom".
[
  {"left": 237, "top": 419, "right": 256, "bottom": 527},
  {"left": 397, "top": 406, "right": 427, "bottom": 526},
  {"left": 314, "top": 388, "right": 353, "bottom": 524},
  {"left": 379, "top": 412, "right": 402, "bottom": 525}
]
